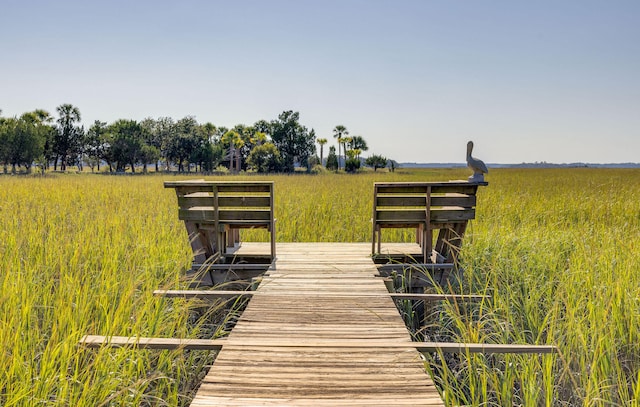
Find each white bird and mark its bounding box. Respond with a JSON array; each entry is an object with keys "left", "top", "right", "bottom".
[{"left": 466, "top": 141, "right": 488, "bottom": 182}]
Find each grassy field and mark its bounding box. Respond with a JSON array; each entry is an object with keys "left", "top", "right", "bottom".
[{"left": 0, "top": 168, "right": 638, "bottom": 406}]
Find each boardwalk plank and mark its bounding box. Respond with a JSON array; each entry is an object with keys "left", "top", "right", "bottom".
[{"left": 189, "top": 243, "right": 444, "bottom": 406}]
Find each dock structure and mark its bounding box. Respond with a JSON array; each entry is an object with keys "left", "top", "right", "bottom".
[
  {"left": 82, "top": 181, "right": 555, "bottom": 404},
  {"left": 189, "top": 242, "right": 444, "bottom": 406}
]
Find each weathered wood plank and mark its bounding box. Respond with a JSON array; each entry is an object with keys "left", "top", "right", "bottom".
[
  {"left": 415, "top": 342, "right": 557, "bottom": 354},
  {"left": 190, "top": 397, "right": 444, "bottom": 406},
  {"left": 153, "top": 289, "right": 487, "bottom": 301},
  {"left": 164, "top": 180, "right": 273, "bottom": 191},
  {"left": 179, "top": 208, "right": 272, "bottom": 222},
  {"left": 374, "top": 181, "right": 480, "bottom": 195},
  {"left": 375, "top": 207, "right": 475, "bottom": 223},
  {"left": 178, "top": 195, "right": 272, "bottom": 208},
  {"left": 377, "top": 194, "right": 476, "bottom": 208},
  {"left": 80, "top": 335, "right": 225, "bottom": 350},
  {"left": 153, "top": 290, "right": 254, "bottom": 298},
  {"left": 81, "top": 335, "right": 555, "bottom": 355}
]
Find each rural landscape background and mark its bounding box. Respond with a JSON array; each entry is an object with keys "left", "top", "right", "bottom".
[
  {"left": 2, "top": 0, "right": 639, "bottom": 405},
  {"left": 1, "top": 168, "right": 638, "bottom": 405}
]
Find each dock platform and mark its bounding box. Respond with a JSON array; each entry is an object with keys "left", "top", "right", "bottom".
[{"left": 189, "top": 242, "right": 444, "bottom": 406}]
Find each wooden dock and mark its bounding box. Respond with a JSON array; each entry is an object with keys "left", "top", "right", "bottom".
[
  {"left": 81, "top": 181, "right": 556, "bottom": 403},
  {"left": 189, "top": 242, "right": 444, "bottom": 406}
]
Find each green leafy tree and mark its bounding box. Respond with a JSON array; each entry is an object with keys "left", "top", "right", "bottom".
[
  {"left": 0, "top": 117, "right": 20, "bottom": 172},
  {"left": 189, "top": 125, "right": 223, "bottom": 172},
  {"left": 270, "top": 111, "right": 316, "bottom": 173},
  {"left": 54, "top": 104, "right": 83, "bottom": 171},
  {"left": 231, "top": 124, "right": 265, "bottom": 172},
  {"left": 24, "top": 109, "right": 55, "bottom": 170},
  {"left": 344, "top": 149, "right": 360, "bottom": 173},
  {"left": 247, "top": 142, "right": 282, "bottom": 173},
  {"left": 139, "top": 144, "right": 161, "bottom": 173},
  {"left": 0, "top": 118, "right": 9, "bottom": 173},
  {"left": 253, "top": 119, "right": 271, "bottom": 134},
  {"left": 140, "top": 117, "right": 169, "bottom": 172},
  {"left": 155, "top": 117, "right": 177, "bottom": 171},
  {"left": 196, "top": 142, "right": 224, "bottom": 172},
  {"left": 183, "top": 122, "right": 217, "bottom": 172},
  {"left": 302, "top": 129, "right": 317, "bottom": 171},
  {"left": 166, "top": 116, "right": 199, "bottom": 172},
  {"left": 365, "top": 154, "right": 387, "bottom": 171},
  {"left": 85, "top": 120, "right": 109, "bottom": 172},
  {"left": 325, "top": 145, "right": 338, "bottom": 171},
  {"left": 0, "top": 112, "right": 54, "bottom": 173},
  {"left": 24, "top": 110, "right": 55, "bottom": 173},
  {"left": 0, "top": 117, "right": 37, "bottom": 172},
  {"left": 109, "top": 119, "right": 144, "bottom": 172}
]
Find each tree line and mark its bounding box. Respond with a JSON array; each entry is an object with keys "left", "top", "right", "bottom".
[{"left": 0, "top": 105, "right": 392, "bottom": 174}]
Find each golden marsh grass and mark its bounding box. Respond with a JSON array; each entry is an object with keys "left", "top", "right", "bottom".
[{"left": 0, "top": 168, "right": 638, "bottom": 405}]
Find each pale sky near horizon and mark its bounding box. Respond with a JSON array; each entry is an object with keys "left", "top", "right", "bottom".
[{"left": 1, "top": 1, "right": 639, "bottom": 164}]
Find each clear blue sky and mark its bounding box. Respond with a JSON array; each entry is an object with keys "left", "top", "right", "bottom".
[{"left": 2, "top": 0, "right": 639, "bottom": 163}]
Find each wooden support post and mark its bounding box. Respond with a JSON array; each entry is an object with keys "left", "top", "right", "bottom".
[{"left": 424, "top": 186, "right": 432, "bottom": 262}]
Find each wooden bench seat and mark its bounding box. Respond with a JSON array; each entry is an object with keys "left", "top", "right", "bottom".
[
  {"left": 372, "top": 181, "right": 486, "bottom": 263},
  {"left": 165, "top": 180, "right": 275, "bottom": 265}
]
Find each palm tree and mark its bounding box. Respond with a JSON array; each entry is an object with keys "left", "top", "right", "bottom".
[
  {"left": 332, "top": 125, "right": 348, "bottom": 170},
  {"left": 222, "top": 130, "right": 244, "bottom": 172},
  {"left": 200, "top": 122, "right": 217, "bottom": 144},
  {"left": 337, "top": 137, "right": 346, "bottom": 168},
  {"left": 349, "top": 135, "right": 368, "bottom": 159},
  {"left": 342, "top": 136, "right": 352, "bottom": 160},
  {"left": 252, "top": 131, "right": 267, "bottom": 146},
  {"left": 317, "top": 138, "right": 327, "bottom": 165}
]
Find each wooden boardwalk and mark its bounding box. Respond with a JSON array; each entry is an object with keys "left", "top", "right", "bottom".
[{"left": 189, "top": 242, "right": 444, "bottom": 406}]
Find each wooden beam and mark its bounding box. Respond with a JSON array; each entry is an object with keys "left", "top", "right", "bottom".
[
  {"left": 153, "top": 289, "right": 487, "bottom": 301},
  {"left": 415, "top": 342, "right": 556, "bottom": 354},
  {"left": 378, "top": 263, "right": 455, "bottom": 272},
  {"left": 191, "top": 264, "right": 271, "bottom": 271},
  {"left": 80, "top": 335, "right": 555, "bottom": 354},
  {"left": 153, "top": 289, "right": 254, "bottom": 299},
  {"left": 80, "top": 335, "right": 225, "bottom": 350},
  {"left": 391, "top": 293, "right": 488, "bottom": 301}
]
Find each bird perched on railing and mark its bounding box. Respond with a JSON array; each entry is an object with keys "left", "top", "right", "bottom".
[{"left": 466, "top": 141, "right": 488, "bottom": 182}]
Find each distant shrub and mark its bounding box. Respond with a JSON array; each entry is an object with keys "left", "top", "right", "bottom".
[
  {"left": 310, "top": 164, "right": 328, "bottom": 174},
  {"left": 345, "top": 157, "right": 360, "bottom": 173},
  {"left": 325, "top": 146, "right": 338, "bottom": 171}
]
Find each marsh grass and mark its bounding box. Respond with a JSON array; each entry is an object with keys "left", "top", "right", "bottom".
[
  {"left": 1, "top": 168, "right": 638, "bottom": 405},
  {"left": 418, "top": 169, "right": 640, "bottom": 406},
  {"left": 0, "top": 175, "right": 234, "bottom": 406}
]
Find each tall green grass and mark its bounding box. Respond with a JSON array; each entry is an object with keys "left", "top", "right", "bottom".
[
  {"left": 432, "top": 168, "right": 640, "bottom": 406},
  {"left": 0, "top": 175, "right": 230, "bottom": 406},
  {"left": 0, "top": 168, "right": 638, "bottom": 405}
]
